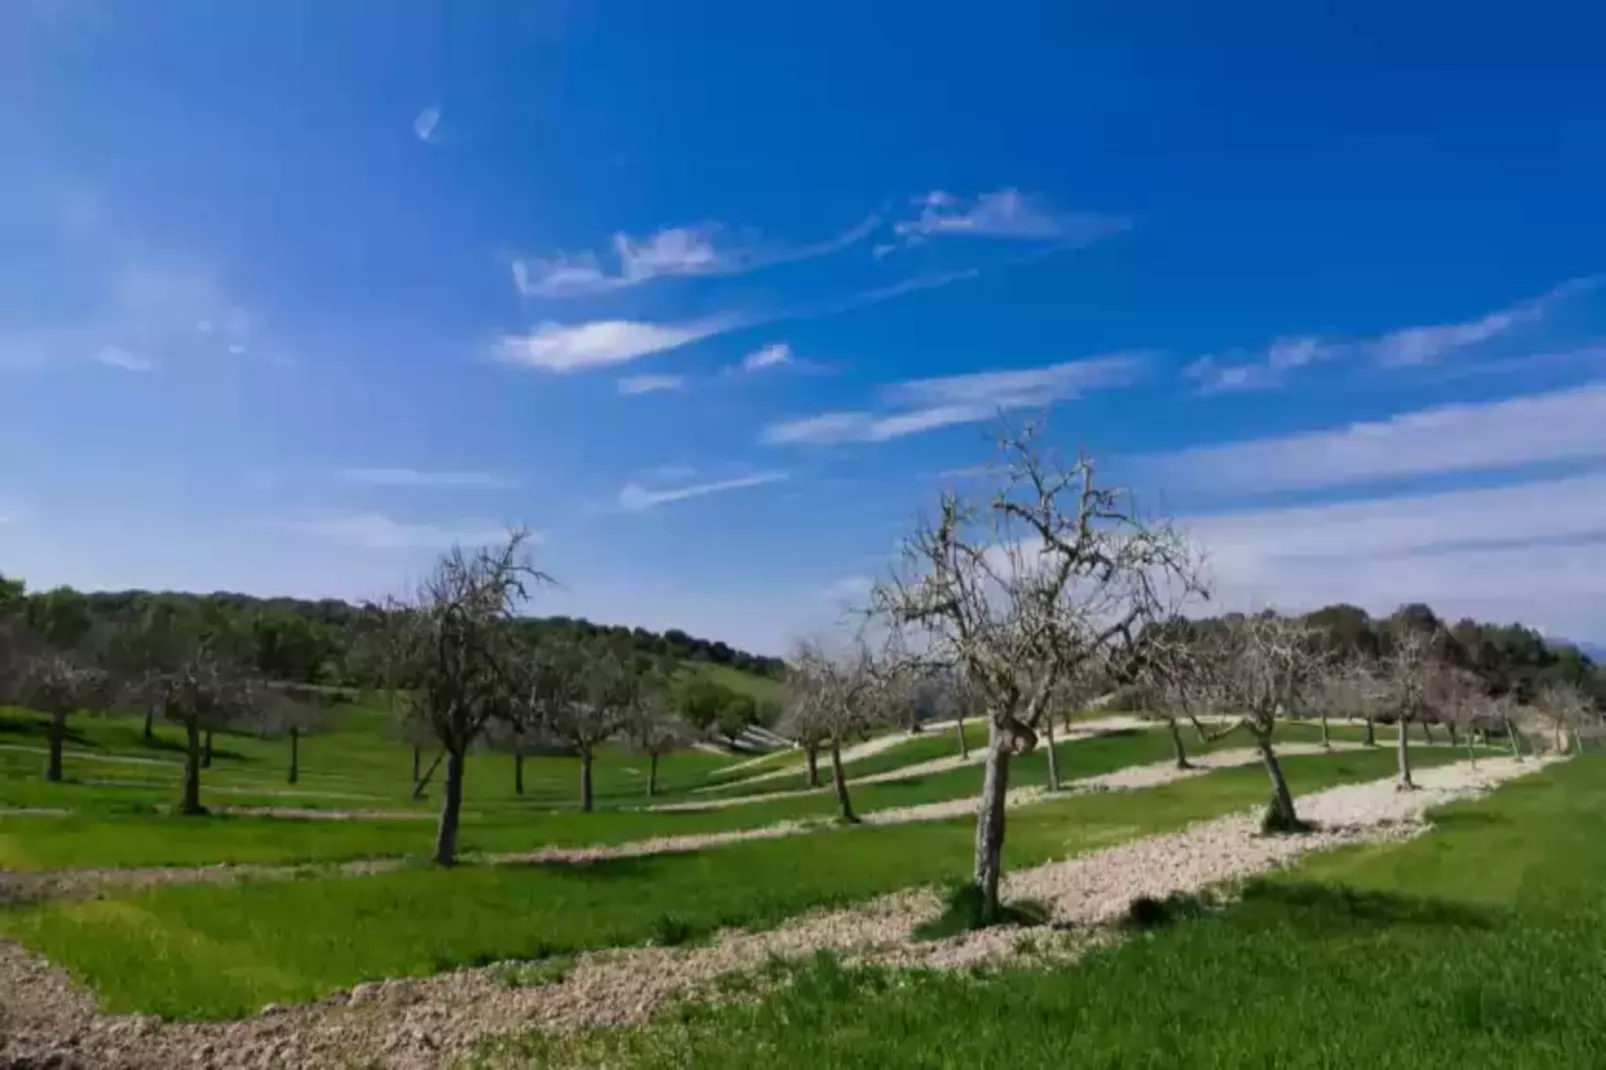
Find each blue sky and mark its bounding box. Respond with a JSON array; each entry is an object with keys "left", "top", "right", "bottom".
[{"left": 4, "top": 0, "right": 1606, "bottom": 653}]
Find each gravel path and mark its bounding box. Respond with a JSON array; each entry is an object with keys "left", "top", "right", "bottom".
[{"left": 0, "top": 754, "right": 1557, "bottom": 1069}]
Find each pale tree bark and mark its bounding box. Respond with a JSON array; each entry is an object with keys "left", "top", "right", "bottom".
[
  {"left": 579, "top": 745, "right": 595, "bottom": 813},
  {"left": 1396, "top": 716, "right": 1416, "bottom": 790},
  {"left": 1253, "top": 727, "right": 1299, "bottom": 830},
  {"left": 1167, "top": 717, "right": 1191, "bottom": 770},
  {"left": 1506, "top": 717, "right": 1523, "bottom": 760},
  {"left": 829, "top": 737, "right": 858, "bottom": 823},
  {"left": 1042, "top": 716, "right": 1060, "bottom": 791},
  {"left": 433, "top": 746, "right": 466, "bottom": 865},
  {"left": 288, "top": 726, "right": 300, "bottom": 785},
  {"left": 45, "top": 710, "right": 67, "bottom": 782},
  {"left": 974, "top": 731, "right": 1012, "bottom": 921},
  {"left": 181, "top": 719, "right": 204, "bottom": 816},
  {"left": 1319, "top": 712, "right": 1331, "bottom": 750},
  {"left": 955, "top": 715, "right": 970, "bottom": 760}
]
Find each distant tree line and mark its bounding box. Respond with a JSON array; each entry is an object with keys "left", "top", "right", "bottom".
[{"left": 0, "top": 574, "right": 785, "bottom": 689}]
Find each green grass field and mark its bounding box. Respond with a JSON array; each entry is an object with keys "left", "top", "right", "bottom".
[
  {"left": 0, "top": 748, "right": 1454, "bottom": 1019},
  {"left": 484, "top": 756, "right": 1605, "bottom": 1069}
]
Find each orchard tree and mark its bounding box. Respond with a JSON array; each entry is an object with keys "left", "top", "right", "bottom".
[
  {"left": 257, "top": 688, "right": 330, "bottom": 785},
  {"left": 380, "top": 530, "right": 547, "bottom": 864},
  {"left": 1536, "top": 681, "right": 1597, "bottom": 754},
  {"left": 623, "top": 675, "right": 693, "bottom": 798},
  {"left": 1, "top": 635, "right": 111, "bottom": 782},
  {"left": 870, "top": 420, "right": 1200, "bottom": 921},
  {"left": 1189, "top": 613, "right": 1334, "bottom": 830},
  {"left": 783, "top": 637, "right": 896, "bottom": 823},
  {"left": 528, "top": 637, "right": 637, "bottom": 812},
  {"left": 138, "top": 643, "right": 263, "bottom": 815},
  {"left": 1379, "top": 625, "right": 1447, "bottom": 790}
]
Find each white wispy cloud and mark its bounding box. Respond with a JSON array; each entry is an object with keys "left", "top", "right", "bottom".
[
  {"left": 496, "top": 318, "right": 731, "bottom": 372},
  {"left": 334, "top": 469, "right": 519, "bottom": 490},
  {"left": 512, "top": 216, "right": 878, "bottom": 299},
  {"left": 892, "top": 189, "right": 1128, "bottom": 245},
  {"left": 742, "top": 343, "right": 792, "bottom": 371},
  {"left": 1135, "top": 381, "right": 1606, "bottom": 494},
  {"left": 93, "top": 346, "right": 154, "bottom": 372},
  {"left": 763, "top": 353, "right": 1148, "bottom": 445},
  {"left": 1184, "top": 474, "right": 1606, "bottom": 638},
  {"left": 413, "top": 105, "right": 441, "bottom": 143},
  {"left": 279, "top": 513, "right": 519, "bottom": 550},
  {"left": 617, "top": 472, "right": 789, "bottom": 512},
  {"left": 1186, "top": 277, "right": 1600, "bottom": 392},
  {"left": 617, "top": 373, "right": 684, "bottom": 395}
]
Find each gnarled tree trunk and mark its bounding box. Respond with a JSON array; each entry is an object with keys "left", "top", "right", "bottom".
[
  {"left": 1042, "top": 716, "right": 1060, "bottom": 791},
  {"left": 804, "top": 743, "right": 821, "bottom": 788},
  {"left": 1397, "top": 716, "right": 1416, "bottom": 790},
  {"left": 1167, "top": 717, "right": 1191, "bottom": 770},
  {"left": 829, "top": 736, "right": 858, "bottom": 823},
  {"left": 955, "top": 715, "right": 969, "bottom": 760},
  {"left": 974, "top": 729, "right": 1012, "bottom": 923},
  {"left": 45, "top": 710, "right": 66, "bottom": 783},
  {"left": 181, "top": 718, "right": 204, "bottom": 816},
  {"left": 1253, "top": 727, "right": 1298, "bottom": 830},
  {"left": 288, "top": 726, "right": 300, "bottom": 785},
  {"left": 433, "top": 746, "right": 466, "bottom": 865},
  {"left": 579, "top": 745, "right": 595, "bottom": 813}
]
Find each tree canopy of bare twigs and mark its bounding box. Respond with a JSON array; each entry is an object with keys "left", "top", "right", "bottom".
[
  {"left": 1, "top": 631, "right": 113, "bottom": 783},
  {"left": 377, "top": 530, "right": 547, "bottom": 864},
  {"left": 623, "top": 672, "right": 693, "bottom": 798},
  {"left": 1536, "top": 681, "right": 1599, "bottom": 755},
  {"left": 869, "top": 420, "right": 1203, "bottom": 920},
  {"left": 527, "top": 637, "right": 643, "bottom": 812},
  {"left": 782, "top": 636, "right": 900, "bottom": 823},
  {"left": 1379, "top": 624, "right": 1452, "bottom": 790}
]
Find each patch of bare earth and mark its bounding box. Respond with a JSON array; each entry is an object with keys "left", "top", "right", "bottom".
[{"left": 0, "top": 755, "right": 1556, "bottom": 1069}]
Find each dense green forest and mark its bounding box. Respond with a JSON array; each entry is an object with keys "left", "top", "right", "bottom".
[{"left": 0, "top": 573, "right": 785, "bottom": 687}]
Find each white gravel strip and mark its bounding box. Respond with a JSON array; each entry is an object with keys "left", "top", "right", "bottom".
[{"left": 0, "top": 753, "right": 1555, "bottom": 1070}]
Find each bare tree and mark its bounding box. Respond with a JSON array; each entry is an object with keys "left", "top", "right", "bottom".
[
  {"left": 380, "top": 530, "right": 547, "bottom": 865},
  {"left": 139, "top": 643, "right": 262, "bottom": 815},
  {"left": 784, "top": 637, "right": 896, "bottom": 823},
  {"left": 1536, "top": 682, "right": 1596, "bottom": 755},
  {"left": 257, "top": 689, "right": 330, "bottom": 785},
  {"left": 1188, "top": 613, "right": 1334, "bottom": 830},
  {"left": 623, "top": 675, "right": 693, "bottom": 798},
  {"left": 528, "top": 637, "right": 637, "bottom": 812},
  {"left": 1308, "top": 658, "right": 1385, "bottom": 750},
  {"left": 2, "top": 637, "right": 111, "bottom": 783},
  {"left": 870, "top": 421, "right": 1201, "bottom": 921},
  {"left": 1434, "top": 667, "right": 1488, "bottom": 768},
  {"left": 776, "top": 677, "right": 830, "bottom": 789},
  {"left": 1379, "top": 626, "right": 1446, "bottom": 790}
]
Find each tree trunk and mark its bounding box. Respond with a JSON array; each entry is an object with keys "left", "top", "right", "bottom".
[
  {"left": 514, "top": 750, "right": 525, "bottom": 796},
  {"left": 1363, "top": 716, "right": 1377, "bottom": 747},
  {"left": 1320, "top": 712, "right": 1331, "bottom": 750},
  {"left": 181, "top": 719, "right": 204, "bottom": 816},
  {"left": 973, "top": 729, "right": 1012, "bottom": 923},
  {"left": 956, "top": 715, "right": 969, "bottom": 760},
  {"left": 412, "top": 749, "right": 444, "bottom": 800},
  {"left": 412, "top": 745, "right": 422, "bottom": 788},
  {"left": 433, "top": 746, "right": 466, "bottom": 866},
  {"left": 142, "top": 708, "right": 155, "bottom": 743},
  {"left": 829, "top": 736, "right": 858, "bottom": 823},
  {"left": 648, "top": 752, "right": 660, "bottom": 798},
  {"left": 1466, "top": 729, "right": 1478, "bottom": 769},
  {"left": 1447, "top": 723, "right": 1460, "bottom": 748},
  {"left": 1397, "top": 716, "right": 1416, "bottom": 790},
  {"left": 1420, "top": 721, "right": 1435, "bottom": 745},
  {"left": 804, "top": 743, "right": 821, "bottom": 788},
  {"left": 1506, "top": 717, "right": 1523, "bottom": 760},
  {"left": 1253, "top": 728, "right": 1299, "bottom": 830},
  {"left": 579, "top": 745, "right": 595, "bottom": 813},
  {"left": 1168, "top": 717, "right": 1191, "bottom": 770},
  {"left": 202, "top": 729, "right": 214, "bottom": 769},
  {"left": 45, "top": 710, "right": 66, "bottom": 782},
  {"left": 288, "top": 726, "right": 300, "bottom": 785},
  {"left": 1042, "top": 716, "right": 1060, "bottom": 791}
]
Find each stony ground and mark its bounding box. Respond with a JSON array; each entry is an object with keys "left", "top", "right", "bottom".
[{"left": 0, "top": 754, "right": 1556, "bottom": 1070}]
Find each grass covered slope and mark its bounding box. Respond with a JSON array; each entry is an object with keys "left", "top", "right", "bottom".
[
  {"left": 0, "top": 749, "right": 1449, "bottom": 1019},
  {"left": 497, "top": 755, "right": 1606, "bottom": 1070}
]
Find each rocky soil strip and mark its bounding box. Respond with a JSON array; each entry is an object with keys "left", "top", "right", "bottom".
[{"left": 0, "top": 754, "right": 1556, "bottom": 1070}]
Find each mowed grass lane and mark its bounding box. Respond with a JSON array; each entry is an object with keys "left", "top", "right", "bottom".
[
  {"left": 0, "top": 748, "right": 1468, "bottom": 1019},
  {"left": 497, "top": 755, "right": 1604, "bottom": 1070}
]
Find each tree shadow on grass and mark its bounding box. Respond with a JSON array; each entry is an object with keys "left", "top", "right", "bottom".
[{"left": 1122, "top": 881, "right": 1501, "bottom": 936}]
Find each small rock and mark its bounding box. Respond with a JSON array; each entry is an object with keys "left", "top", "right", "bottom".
[{"left": 258, "top": 1003, "right": 284, "bottom": 1016}]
